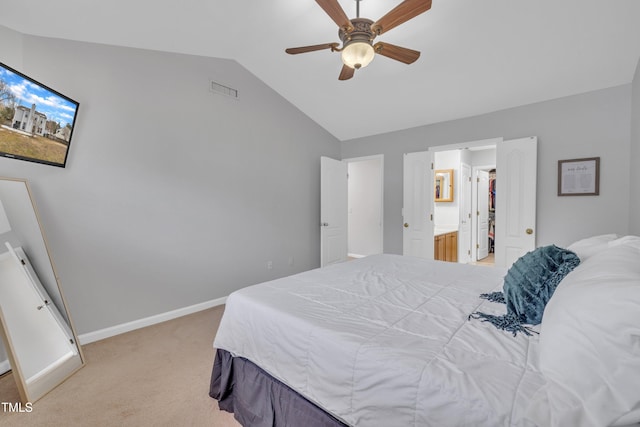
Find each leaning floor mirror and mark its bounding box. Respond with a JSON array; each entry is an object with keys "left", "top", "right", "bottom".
[{"left": 0, "top": 177, "right": 84, "bottom": 404}]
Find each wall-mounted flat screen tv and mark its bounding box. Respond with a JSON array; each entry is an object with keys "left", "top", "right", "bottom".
[{"left": 0, "top": 62, "right": 79, "bottom": 168}]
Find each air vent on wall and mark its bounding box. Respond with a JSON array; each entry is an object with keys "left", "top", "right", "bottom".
[{"left": 210, "top": 80, "right": 239, "bottom": 99}]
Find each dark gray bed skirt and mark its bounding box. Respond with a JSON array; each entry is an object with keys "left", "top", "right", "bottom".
[{"left": 210, "top": 348, "right": 349, "bottom": 427}]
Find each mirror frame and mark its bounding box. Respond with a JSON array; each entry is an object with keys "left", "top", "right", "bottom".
[
  {"left": 434, "top": 169, "right": 454, "bottom": 202},
  {"left": 0, "top": 177, "right": 84, "bottom": 404}
]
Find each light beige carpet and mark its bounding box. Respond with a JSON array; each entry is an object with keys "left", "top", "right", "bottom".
[{"left": 0, "top": 306, "right": 241, "bottom": 427}]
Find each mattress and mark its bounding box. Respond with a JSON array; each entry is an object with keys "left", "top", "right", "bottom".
[{"left": 213, "top": 254, "right": 546, "bottom": 426}]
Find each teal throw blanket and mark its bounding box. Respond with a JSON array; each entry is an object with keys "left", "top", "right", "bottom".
[{"left": 469, "top": 245, "right": 580, "bottom": 336}]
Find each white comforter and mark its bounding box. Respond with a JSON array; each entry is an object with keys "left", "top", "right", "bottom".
[{"left": 214, "top": 254, "right": 545, "bottom": 426}]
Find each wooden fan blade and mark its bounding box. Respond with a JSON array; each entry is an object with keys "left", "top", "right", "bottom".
[
  {"left": 339, "top": 64, "right": 355, "bottom": 81},
  {"left": 371, "top": 0, "right": 432, "bottom": 35},
  {"left": 373, "top": 42, "right": 420, "bottom": 64},
  {"left": 285, "top": 43, "right": 339, "bottom": 55},
  {"left": 316, "top": 0, "right": 353, "bottom": 32}
]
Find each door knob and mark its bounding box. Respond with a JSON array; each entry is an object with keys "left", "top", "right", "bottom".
[
  {"left": 404, "top": 223, "right": 409, "bottom": 228},
  {"left": 322, "top": 222, "right": 329, "bottom": 227},
  {"left": 526, "top": 228, "right": 533, "bottom": 235}
]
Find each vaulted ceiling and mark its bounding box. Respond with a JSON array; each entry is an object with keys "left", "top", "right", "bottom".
[{"left": 2, "top": 0, "right": 640, "bottom": 141}]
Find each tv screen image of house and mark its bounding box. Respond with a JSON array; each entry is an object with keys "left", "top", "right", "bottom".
[{"left": 0, "top": 62, "right": 79, "bottom": 168}]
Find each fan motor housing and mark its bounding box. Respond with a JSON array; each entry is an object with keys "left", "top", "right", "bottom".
[{"left": 339, "top": 18, "right": 375, "bottom": 46}]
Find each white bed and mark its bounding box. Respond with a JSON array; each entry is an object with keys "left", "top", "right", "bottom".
[{"left": 211, "top": 238, "right": 640, "bottom": 427}]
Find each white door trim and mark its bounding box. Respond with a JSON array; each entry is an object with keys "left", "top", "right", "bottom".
[{"left": 429, "top": 137, "right": 503, "bottom": 153}]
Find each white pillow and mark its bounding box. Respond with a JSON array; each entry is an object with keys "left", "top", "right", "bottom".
[
  {"left": 566, "top": 233, "right": 618, "bottom": 261},
  {"left": 526, "top": 243, "right": 640, "bottom": 427},
  {"left": 608, "top": 235, "right": 640, "bottom": 250}
]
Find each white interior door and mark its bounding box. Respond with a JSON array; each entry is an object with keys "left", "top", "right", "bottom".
[
  {"left": 459, "top": 163, "right": 472, "bottom": 263},
  {"left": 402, "top": 151, "right": 433, "bottom": 258},
  {"left": 495, "top": 137, "right": 537, "bottom": 267},
  {"left": 476, "top": 170, "right": 490, "bottom": 260},
  {"left": 320, "top": 156, "right": 348, "bottom": 267}
]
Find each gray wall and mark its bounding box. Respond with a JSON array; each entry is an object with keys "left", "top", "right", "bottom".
[
  {"left": 342, "top": 85, "right": 632, "bottom": 253},
  {"left": 1, "top": 23, "right": 637, "bottom": 338},
  {"left": 0, "top": 27, "right": 340, "bottom": 334},
  {"left": 0, "top": 25, "right": 22, "bottom": 65},
  {"left": 630, "top": 58, "right": 640, "bottom": 236}
]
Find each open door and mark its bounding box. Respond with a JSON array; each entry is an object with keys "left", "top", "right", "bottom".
[
  {"left": 494, "top": 137, "right": 537, "bottom": 267},
  {"left": 458, "top": 162, "right": 472, "bottom": 263},
  {"left": 476, "top": 170, "right": 490, "bottom": 260},
  {"left": 402, "top": 151, "right": 434, "bottom": 259},
  {"left": 320, "top": 156, "right": 348, "bottom": 267}
]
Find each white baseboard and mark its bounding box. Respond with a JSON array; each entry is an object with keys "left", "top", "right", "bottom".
[{"left": 77, "top": 296, "right": 227, "bottom": 345}]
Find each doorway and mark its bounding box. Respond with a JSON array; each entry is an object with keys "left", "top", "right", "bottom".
[
  {"left": 403, "top": 137, "right": 537, "bottom": 268},
  {"left": 347, "top": 155, "right": 384, "bottom": 258},
  {"left": 432, "top": 144, "right": 497, "bottom": 265},
  {"left": 320, "top": 155, "right": 384, "bottom": 267}
]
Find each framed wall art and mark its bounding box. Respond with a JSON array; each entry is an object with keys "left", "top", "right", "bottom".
[{"left": 557, "top": 157, "right": 600, "bottom": 196}]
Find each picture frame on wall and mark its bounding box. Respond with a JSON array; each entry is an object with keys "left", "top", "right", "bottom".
[{"left": 557, "top": 157, "right": 600, "bottom": 196}]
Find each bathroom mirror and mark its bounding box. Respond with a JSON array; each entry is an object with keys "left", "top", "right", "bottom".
[
  {"left": 0, "top": 177, "right": 84, "bottom": 404},
  {"left": 434, "top": 169, "right": 454, "bottom": 202}
]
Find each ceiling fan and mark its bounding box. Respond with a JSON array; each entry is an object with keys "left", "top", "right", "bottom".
[{"left": 285, "top": 0, "right": 432, "bottom": 81}]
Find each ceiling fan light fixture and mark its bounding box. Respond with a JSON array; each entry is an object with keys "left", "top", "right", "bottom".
[
  {"left": 286, "top": 0, "right": 432, "bottom": 80},
  {"left": 341, "top": 41, "right": 375, "bottom": 69}
]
